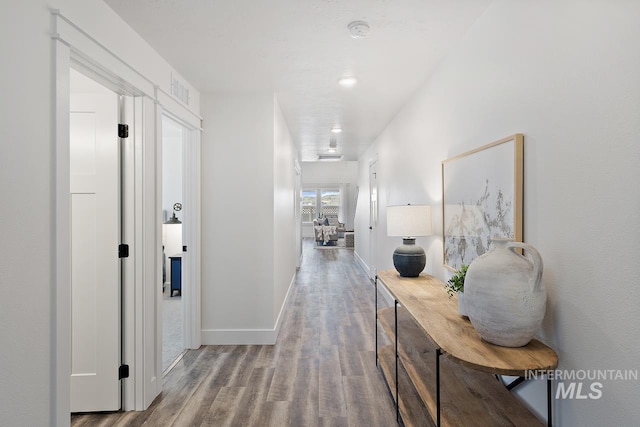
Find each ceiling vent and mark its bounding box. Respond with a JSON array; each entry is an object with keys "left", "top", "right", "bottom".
[{"left": 318, "top": 153, "right": 343, "bottom": 161}]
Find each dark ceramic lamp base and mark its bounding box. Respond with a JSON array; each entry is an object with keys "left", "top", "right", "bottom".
[{"left": 392, "top": 238, "right": 426, "bottom": 277}]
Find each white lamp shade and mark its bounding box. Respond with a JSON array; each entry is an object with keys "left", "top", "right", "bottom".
[{"left": 387, "top": 205, "right": 432, "bottom": 237}]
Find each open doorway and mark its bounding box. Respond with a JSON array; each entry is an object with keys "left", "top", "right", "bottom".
[
  {"left": 161, "top": 116, "right": 186, "bottom": 372},
  {"left": 369, "top": 161, "right": 378, "bottom": 279}
]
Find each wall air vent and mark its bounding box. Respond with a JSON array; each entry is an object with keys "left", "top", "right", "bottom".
[{"left": 318, "top": 154, "right": 343, "bottom": 161}]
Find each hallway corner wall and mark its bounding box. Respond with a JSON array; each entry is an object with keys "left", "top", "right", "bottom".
[
  {"left": 201, "top": 91, "right": 276, "bottom": 343},
  {"left": 273, "top": 96, "right": 298, "bottom": 330}
]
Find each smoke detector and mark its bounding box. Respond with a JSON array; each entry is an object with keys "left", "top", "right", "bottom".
[{"left": 348, "top": 21, "right": 370, "bottom": 39}]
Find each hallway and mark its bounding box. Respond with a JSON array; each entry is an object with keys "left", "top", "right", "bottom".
[{"left": 71, "top": 239, "right": 397, "bottom": 426}]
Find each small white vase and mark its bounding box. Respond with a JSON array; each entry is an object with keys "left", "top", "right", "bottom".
[
  {"left": 465, "top": 238, "right": 545, "bottom": 347},
  {"left": 457, "top": 292, "right": 468, "bottom": 317}
]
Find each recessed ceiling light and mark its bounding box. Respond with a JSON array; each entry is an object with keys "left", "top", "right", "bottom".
[
  {"left": 348, "top": 21, "right": 370, "bottom": 39},
  {"left": 331, "top": 127, "right": 342, "bottom": 134},
  {"left": 337, "top": 76, "right": 358, "bottom": 88}
]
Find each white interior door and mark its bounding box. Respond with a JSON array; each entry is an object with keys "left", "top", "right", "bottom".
[
  {"left": 70, "top": 78, "right": 120, "bottom": 412},
  {"left": 369, "top": 161, "right": 378, "bottom": 279}
]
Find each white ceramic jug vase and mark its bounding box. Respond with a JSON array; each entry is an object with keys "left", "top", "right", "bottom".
[{"left": 465, "top": 238, "right": 545, "bottom": 347}]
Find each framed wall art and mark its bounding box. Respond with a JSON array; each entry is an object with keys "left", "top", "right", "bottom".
[{"left": 442, "top": 134, "right": 523, "bottom": 271}]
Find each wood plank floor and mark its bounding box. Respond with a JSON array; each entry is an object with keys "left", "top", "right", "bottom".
[{"left": 71, "top": 239, "right": 398, "bottom": 427}]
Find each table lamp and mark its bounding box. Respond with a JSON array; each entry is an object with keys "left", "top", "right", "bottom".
[{"left": 387, "top": 204, "right": 432, "bottom": 277}]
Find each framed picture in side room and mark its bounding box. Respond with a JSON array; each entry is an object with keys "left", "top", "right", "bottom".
[{"left": 442, "top": 134, "right": 523, "bottom": 271}]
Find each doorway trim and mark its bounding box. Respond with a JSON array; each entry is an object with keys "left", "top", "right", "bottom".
[
  {"left": 368, "top": 159, "right": 378, "bottom": 280},
  {"left": 52, "top": 10, "right": 202, "bottom": 425},
  {"left": 162, "top": 110, "right": 202, "bottom": 350},
  {"left": 181, "top": 120, "right": 202, "bottom": 350}
]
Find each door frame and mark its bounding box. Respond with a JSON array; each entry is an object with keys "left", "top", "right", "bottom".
[
  {"left": 369, "top": 159, "right": 378, "bottom": 280},
  {"left": 53, "top": 11, "right": 202, "bottom": 425},
  {"left": 162, "top": 110, "right": 202, "bottom": 351}
]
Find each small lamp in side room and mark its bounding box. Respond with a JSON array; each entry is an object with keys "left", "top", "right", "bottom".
[
  {"left": 387, "top": 204, "right": 432, "bottom": 277},
  {"left": 164, "top": 202, "right": 182, "bottom": 225}
]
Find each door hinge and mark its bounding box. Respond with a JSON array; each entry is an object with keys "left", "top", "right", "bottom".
[
  {"left": 183, "top": 245, "right": 188, "bottom": 252},
  {"left": 118, "top": 244, "right": 129, "bottom": 258},
  {"left": 118, "top": 124, "right": 129, "bottom": 138},
  {"left": 119, "top": 364, "right": 130, "bottom": 380}
]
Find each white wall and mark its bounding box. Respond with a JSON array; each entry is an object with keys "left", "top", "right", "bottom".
[
  {"left": 273, "top": 96, "right": 297, "bottom": 329},
  {"left": 301, "top": 161, "right": 358, "bottom": 185},
  {"left": 354, "top": 1, "right": 640, "bottom": 425},
  {"left": 201, "top": 91, "right": 297, "bottom": 344},
  {"left": 0, "top": 2, "right": 200, "bottom": 425},
  {"left": 1, "top": 5, "right": 55, "bottom": 425},
  {"left": 201, "top": 91, "right": 274, "bottom": 338}
]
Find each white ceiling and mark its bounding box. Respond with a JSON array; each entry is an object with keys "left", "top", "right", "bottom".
[{"left": 104, "top": 0, "right": 491, "bottom": 161}]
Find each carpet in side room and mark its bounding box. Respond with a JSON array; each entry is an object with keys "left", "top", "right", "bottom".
[{"left": 162, "top": 286, "right": 183, "bottom": 372}]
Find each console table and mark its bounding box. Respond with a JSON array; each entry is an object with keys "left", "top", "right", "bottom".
[{"left": 375, "top": 269, "right": 558, "bottom": 427}]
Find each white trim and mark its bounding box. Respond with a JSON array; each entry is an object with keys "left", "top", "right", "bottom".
[
  {"left": 53, "top": 10, "right": 202, "bottom": 123},
  {"left": 148, "top": 96, "right": 162, "bottom": 408},
  {"left": 354, "top": 250, "right": 371, "bottom": 278},
  {"left": 53, "top": 36, "right": 71, "bottom": 427},
  {"left": 160, "top": 112, "right": 202, "bottom": 351},
  {"left": 53, "top": 10, "right": 154, "bottom": 99},
  {"left": 182, "top": 126, "right": 202, "bottom": 349},
  {"left": 121, "top": 95, "right": 138, "bottom": 411},
  {"left": 273, "top": 274, "right": 296, "bottom": 339},
  {"left": 157, "top": 89, "right": 202, "bottom": 127},
  {"left": 131, "top": 96, "right": 147, "bottom": 410}
]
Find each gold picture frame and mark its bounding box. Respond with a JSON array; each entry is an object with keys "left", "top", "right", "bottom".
[{"left": 442, "top": 134, "right": 524, "bottom": 271}]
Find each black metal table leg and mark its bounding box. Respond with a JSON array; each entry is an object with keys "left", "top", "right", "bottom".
[
  {"left": 436, "top": 348, "right": 442, "bottom": 427},
  {"left": 547, "top": 377, "right": 553, "bottom": 427},
  {"left": 375, "top": 275, "right": 378, "bottom": 366},
  {"left": 395, "top": 300, "right": 399, "bottom": 423},
  {"left": 506, "top": 376, "right": 526, "bottom": 391}
]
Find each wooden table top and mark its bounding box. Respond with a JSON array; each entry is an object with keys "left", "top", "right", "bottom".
[{"left": 377, "top": 269, "right": 558, "bottom": 376}]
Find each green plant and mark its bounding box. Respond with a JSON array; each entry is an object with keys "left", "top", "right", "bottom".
[{"left": 445, "top": 264, "right": 469, "bottom": 297}]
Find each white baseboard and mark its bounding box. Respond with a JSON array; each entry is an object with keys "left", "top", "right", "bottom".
[
  {"left": 273, "top": 273, "right": 296, "bottom": 339},
  {"left": 354, "top": 250, "right": 371, "bottom": 278},
  {"left": 200, "top": 273, "right": 296, "bottom": 346}
]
